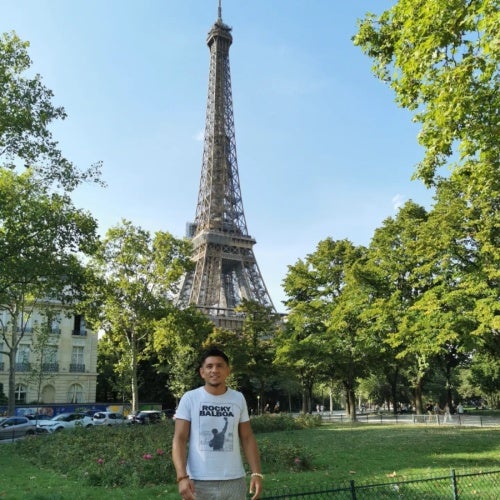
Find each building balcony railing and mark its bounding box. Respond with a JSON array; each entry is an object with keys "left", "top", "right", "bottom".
[
  {"left": 16, "top": 327, "right": 33, "bottom": 333},
  {"left": 69, "top": 363, "right": 85, "bottom": 373},
  {"left": 42, "top": 362, "right": 59, "bottom": 372},
  {"left": 15, "top": 362, "right": 31, "bottom": 372},
  {"left": 72, "top": 330, "right": 87, "bottom": 337}
]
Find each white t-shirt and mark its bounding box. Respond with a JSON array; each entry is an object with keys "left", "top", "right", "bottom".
[{"left": 175, "top": 386, "right": 250, "bottom": 480}]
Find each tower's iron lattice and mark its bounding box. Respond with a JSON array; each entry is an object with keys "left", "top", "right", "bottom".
[{"left": 177, "top": 4, "right": 274, "bottom": 329}]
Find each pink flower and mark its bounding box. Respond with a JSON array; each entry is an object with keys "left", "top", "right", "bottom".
[
  {"left": 294, "top": 457, "right": 301, "bottom": 464},
  {"left": 156, "top": 448, "right": 165, "bottom": 456},
  {"left": 97, "top": 458, "right": 104, "bottom": 465},
  {"left": 143, "top": 453, "right": 153, "bottom": 460}
]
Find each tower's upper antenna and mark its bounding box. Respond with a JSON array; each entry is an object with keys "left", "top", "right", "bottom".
[{"left": 218, "top": 0, "right": 222, "bottom": 22}]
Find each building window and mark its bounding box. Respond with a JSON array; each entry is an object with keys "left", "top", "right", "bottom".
[
  {"left": 72, "top": 315, "right": 86, "bottom": 336},
  {"left": 17, "top": 313, "right": 33, "bottom": 333},
  {"left": 42, "top": 384, "right": 56, "bottom": 403},
  {"left": 0, "top": 342, "right": 4, "bottom": 371},
  {"left": 67, "top": 383, "right": 84, "bottom": 403},
  {"left": 15, "top": 384, "right": 27, "bottom": 404},
  {"left": 70, "top": 346, "right": 85, "bottom": 372},
  {"left": 0, "top": 310, "right": 10, "bottom": 332},
  {"left": 42, "top": 346, "right": 58, "bottom": 372},
  {"left": 16, "top": 344, "right": 30, "bottom": 371},
  {"left": 49, "top": 313, "right": 62, "bottom": 334}
]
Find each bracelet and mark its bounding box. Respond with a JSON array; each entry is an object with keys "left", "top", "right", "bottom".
[
  {"left": 176, "top": 475, "right": 190, "bottom": 483},
  {"left": 251, "top": 472, "right": 264, "bottom": 480}
]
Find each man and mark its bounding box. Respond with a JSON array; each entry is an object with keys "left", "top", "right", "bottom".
[{"left": 172, "top": 347, "right": 263, "bottom": 500}]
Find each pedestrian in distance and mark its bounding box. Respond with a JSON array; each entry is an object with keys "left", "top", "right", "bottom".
[
  {"left": 443, "top": 404, "right": 452, "bottom": 423},
  {"left": 433, "top": 402, "right": 442, "bottom": 423},
  {"left": 172, "top": 347, "right": 263, "bottom": 500}
]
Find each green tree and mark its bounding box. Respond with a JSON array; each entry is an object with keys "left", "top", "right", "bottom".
[
  {"left": 23, "top": 315, "right": 56, "bottom": 415},
  {"left": 0, "top": 170, "right": 99, "bottom": 415},
  {"left": 354, "top": 0, "right": 499, "bottom": 186},
  {"left": 326, "top": 275, "right": 383, "bottom": 419},
  {"left": 461, "top": 353, "right": 500, "bottom": 408},
  {"left": 232, "top": 300, "right": 281, "bottom": 404},
  {"left": 280, "top": 239, "right": 368, "bottom": 418},
  {"left": 86, "top": 220, "right": 192, "bottom": 412},
  {"left": 153, "top": 306, "right": 214, "bottom": 402},
  {"left": 360, "top": 202, "right": 432, "bottom": 414},
  {"left": 354, "top": 1, "right": 499, "bottom": 369},
  {"left": 0, "top": 31, "right": 102, "bottom": 190},
  {"left": 96, "top": 335, "right": 131, "bottom": 404},
  {"left": 1, "top": 31, "right": 103, "bottom": 416}
]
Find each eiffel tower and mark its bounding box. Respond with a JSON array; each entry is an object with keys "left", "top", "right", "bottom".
[{"left": 177, "top": 1, "right": 274, "bottom": 329}]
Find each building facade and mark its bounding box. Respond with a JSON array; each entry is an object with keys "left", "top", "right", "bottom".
[{"left": 0, "top": 305, "right": 97, "bottom": 405}]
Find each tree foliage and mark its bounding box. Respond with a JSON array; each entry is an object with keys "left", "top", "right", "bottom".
[
  {"left": 351, "top": 0, "right": 499, "bottom": 410},
  {"left": 354, "top": 0, "right": 499, "bottom": 186},
  {"left": 280, "top": 239, "right": 371, "bottom": 418},
  {"left": 153, "top": 306, "right": 214, "bottom": 401},
  {"left": 0, "top": 31, "right": 104, "bottom": 415},
  {"left": 0, "top": 169, "right": 99, "bottom": 414},
  {"left": 86, "top": 220, "right": 193, "bottom": 411},
  {"left": 0, "top": 31, "right": 102, "bottom": 191}
]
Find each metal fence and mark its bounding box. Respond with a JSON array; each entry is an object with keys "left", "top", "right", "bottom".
[
  {"left": 320, "top": 413, "right": 500, "bottom": 428},
  {"left": 258, "top": 469, "right": 500, "bottom": 499}
]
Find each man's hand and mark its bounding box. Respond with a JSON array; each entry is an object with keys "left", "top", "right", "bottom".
[
  {"left": 178, "top": 477, "right": 195, "bottom": 499},
  {"left": 249, "top": 475, "right": 262, "bottom": 500}
]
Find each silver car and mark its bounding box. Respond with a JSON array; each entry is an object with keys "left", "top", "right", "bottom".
[
  {"left": 36, "top": 412, "right": 95, "bottom": 433},
  {"left": 92, "top": 411, "right": 126, "bottom": 426},
  {"left": 0, "top": 416, "right": 37, "bottom": 440}
]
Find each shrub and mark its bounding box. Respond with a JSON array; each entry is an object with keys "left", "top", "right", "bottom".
[
  {"left": 14, "top": 416, "right": 318, "bottom": 487},
  {"left": 250, "top": 414, "right": 298, "bottom": 433},
  {"left": 295, "top": 412, "right": 322, "bottom": 428},
  {"left": 258, "top": 436, "right": 315, "bottom": 472},
  {"left": 15, "top": 422, "right": 176, "bottom": 487}
]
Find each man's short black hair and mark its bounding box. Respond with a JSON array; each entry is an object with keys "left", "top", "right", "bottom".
[{"left": 200, "top": 347, "right": 229, "bottom": 367}]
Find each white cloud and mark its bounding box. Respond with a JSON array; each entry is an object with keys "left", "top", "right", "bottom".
[{"left": 392, "top": 194, "right": 405, "bottom": 211}]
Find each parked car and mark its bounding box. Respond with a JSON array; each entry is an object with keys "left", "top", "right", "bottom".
[
  {"left": 37, "top": 413, "right": 94, "bottom": 432},
  {"left": 92, "top": 411, "right": 126, "bottom": 426},
  {"left": 0, "top": 416, "right": 37, "bottom": 440},
  {"left": 127, "top": 410, "right": 162, "bottom": 424},
  {"left": 25, "top": 414, "right": 53, "bottom": 421}
]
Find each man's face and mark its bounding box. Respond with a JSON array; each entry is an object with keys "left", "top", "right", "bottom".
[{"left": 200, "top": 356, "right": 230, "bottom": 388}]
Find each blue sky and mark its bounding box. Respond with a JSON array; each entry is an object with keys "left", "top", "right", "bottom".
[{"left": 2, "top": 1, "right": 434, "bottom": 312}]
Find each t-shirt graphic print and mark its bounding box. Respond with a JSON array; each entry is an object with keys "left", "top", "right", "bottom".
[{"left": 199, "top": 403, "right": 235, "bottom": 452}]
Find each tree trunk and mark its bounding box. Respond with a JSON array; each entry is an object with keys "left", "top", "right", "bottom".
[
  {"left": 389, "top": 367, "right": 399, "bottom": 415},
  {"left": 445, "top": 364, "right": 453, "bottom": 408},
  {"left": 347, "top": 385, "right": 356, "bottom": 422},
  {"left": 301, "top": 386, "right": 308, "bottom": 413},
  {"left": 7, "top": 315, "right": 20, "bottom": 416},
  {"left": 8, "top": 347, "right": 16, "bottom": 416},
  {"left": 306, "top": 380, "right": 314, "bottom": 413},
  {"left": 130, "top": 331, "right": 139, "bottom": 413},
  {"left": 414, "top": 378, "right": 424, "bottom": 414}
]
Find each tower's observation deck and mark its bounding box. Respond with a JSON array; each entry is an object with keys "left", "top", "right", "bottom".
[{"left": 177, "top": 5, "right": 274, "bottom": 329}]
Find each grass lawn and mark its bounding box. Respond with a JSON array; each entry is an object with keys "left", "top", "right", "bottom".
[
  {"left": 1, "top": 422, "right": 499, "bottom": 499},
  {"left": 260, "top": 424, "right": 500, "bottom": 493}
]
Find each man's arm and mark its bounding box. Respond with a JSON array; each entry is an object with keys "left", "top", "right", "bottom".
[
  {"left": 172, "top": 418, "right": 195, "bottom": 499},
  {"left": 239, "top": 421, "right": 262, "bottom": 500}
]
